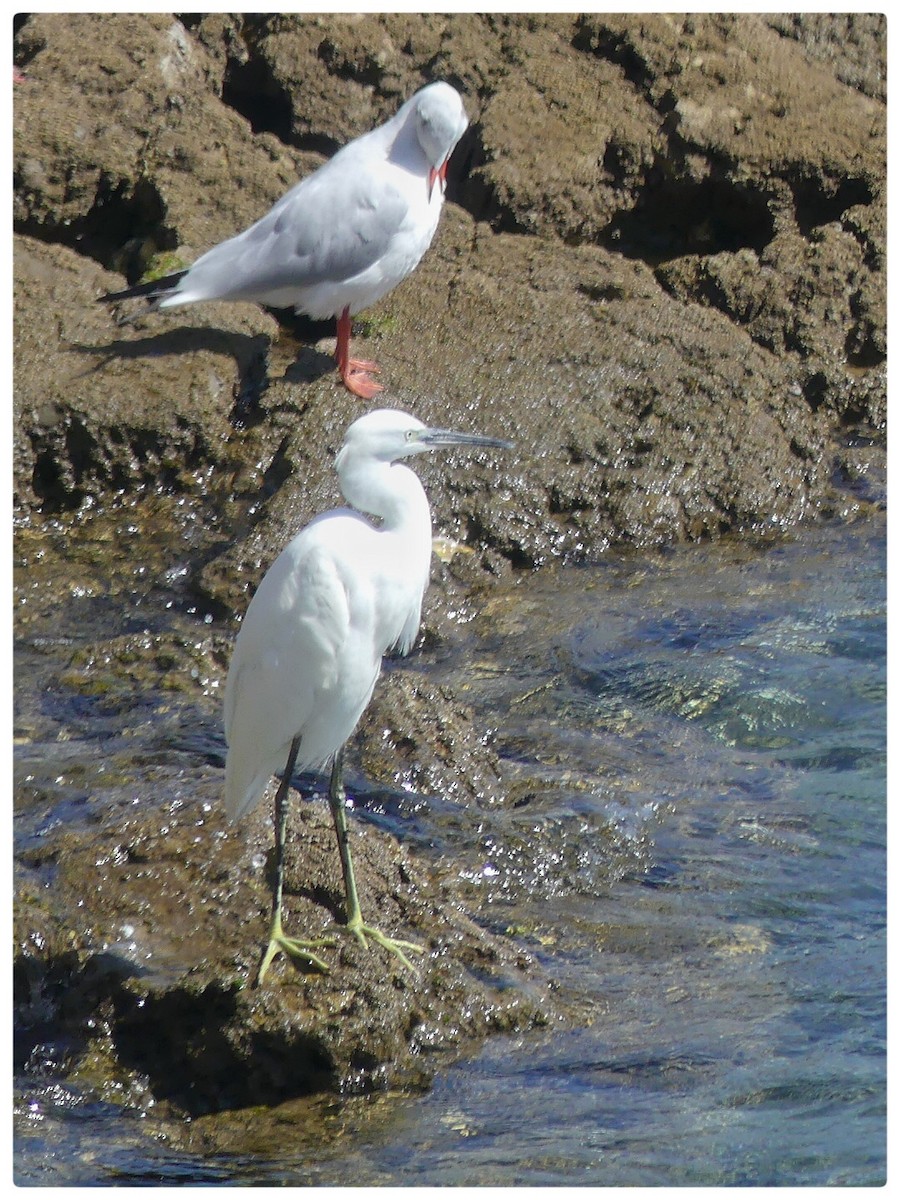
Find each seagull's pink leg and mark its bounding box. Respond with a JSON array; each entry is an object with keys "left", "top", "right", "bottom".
[{"left": 335, "top": 307, "right": 383, "bottom": 400}]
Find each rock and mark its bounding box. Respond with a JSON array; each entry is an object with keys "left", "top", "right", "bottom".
[
  {"left": 13, "top": 12, "right": 886, "bottom": 1118},
  {"left": 14, "top": 757, "right": 558, "bottom": 1116},
  {"left": 13, "top": 12, "right": 885, "bottom": 551}
]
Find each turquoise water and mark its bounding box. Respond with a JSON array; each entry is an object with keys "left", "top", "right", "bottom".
[{"left": 14, "top": 513, "right": 886, "bottom": 1185}]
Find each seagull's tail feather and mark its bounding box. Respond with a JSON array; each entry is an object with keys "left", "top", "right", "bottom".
[{"left": 98, "top": 269, "right": 189, "bottom": 306}]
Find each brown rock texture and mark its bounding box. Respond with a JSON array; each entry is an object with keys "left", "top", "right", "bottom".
[{"left": 13, "top": 12, "right": 885, "bottom": 1121}]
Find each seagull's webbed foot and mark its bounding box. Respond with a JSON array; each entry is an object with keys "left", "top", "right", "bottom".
[
  {"left": 342, "top": 915, "right": 424, "bottom": 973},
  {"left": 254, "top": 911, "right": 336, "bottom": 986},
  {"left": 340, "top": 358, "right": 383, "bottom": 400}
]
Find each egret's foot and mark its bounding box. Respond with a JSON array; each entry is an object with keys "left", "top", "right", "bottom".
[
  {"left": 254, "top": 920, "right": 337, "bottom": 986},
  {"left": 339, "top": 357, "right": 383, "bottom": 400},
  {"left": 342, "top": 918, "right": 424, "bottom": 973}
]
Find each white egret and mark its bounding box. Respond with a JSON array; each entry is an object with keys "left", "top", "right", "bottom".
[
  {"left": 100, "top": 82, "right": 468, "bottom": 398},
  {"left": 223, "top": 408, "right": 511, "bottom": 983}
]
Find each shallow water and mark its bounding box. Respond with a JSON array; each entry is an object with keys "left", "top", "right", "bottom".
[{"left": 13, "top": 510, "right": 886, "bottom": 1186}]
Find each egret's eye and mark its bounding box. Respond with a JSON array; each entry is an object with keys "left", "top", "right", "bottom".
[{"left": 405, "top": 429, "right": 416, "bottom": 442}]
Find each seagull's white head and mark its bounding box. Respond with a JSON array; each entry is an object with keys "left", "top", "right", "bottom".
[{"left": 413, "top": 82, "right": 469, "bottom": 199}]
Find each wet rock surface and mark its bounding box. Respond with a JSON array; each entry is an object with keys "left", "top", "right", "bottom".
[
  {"left": 14, "top": 12, "right": 885, "bottom": 1132},
  {"left": 15, "top": 762, "right": 552, "bottom": 1116},
  {"left": 13, "top": 493, "right": 567, "bottom": 1125}
]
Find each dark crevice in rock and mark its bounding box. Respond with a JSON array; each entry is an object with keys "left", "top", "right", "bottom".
[
  {"left": 220, "top": 54, "right": 298, "bottom": 146},
  {"left": 789, "top": 172, "right": 874, "bottom": 238},
  {"left": 315, "top": 35, "right": 388, "bottom": 89},
  {"left": 31, "top": 446, "right": 77, "bottom": 512},
  {"left": 15, "top": 949, "right": 340, "bottom": 1117},
  {"left": 453, "top": 127, "right": 534, "bottom": 235},
  {"left": 571, "top": 18, "right": 655, "bottom": 94},
  {"left": 111, "top": 981, "right": 339, "bottom": 1115},
  {"left": 441, "top": 124, "right": 482, "bottom": 213},
  {"left": 844, "top": 300, "right": 886, "bottom": 369},
  {"left": 465, "top": 512, "right": 540, "bottom": 571},
  {"left": 27, "top": 415, "right": 212, "bottom": 514},
  {"left": 30, "top": 416, "right": 104, "bottom": 512},
  {"left": 844, "top": 343, "right": 885, "bottom": 371},
  {"left": 15, "top": 173, "right": 177, "bottom": 281},
  {"left": 601, "top": 176, "right": 775, "bottom": 264},
  {"left": 801, "top": 372, "right": 829, "bottom": 414}
]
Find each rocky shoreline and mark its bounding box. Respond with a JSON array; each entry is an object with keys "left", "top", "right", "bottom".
[{"left": 13, "top": 12, "right": 885, "bottom": 1126}]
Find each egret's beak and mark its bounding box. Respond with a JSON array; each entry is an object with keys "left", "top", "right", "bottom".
[
  {"left": 418, "top": 427, "right": 513, "bottom": 452},
  {"left": 427, "top": 159, "right": 450, "bottom": 201}
]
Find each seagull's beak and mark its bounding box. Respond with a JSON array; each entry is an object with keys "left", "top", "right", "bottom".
[{"left": 428, "top": 159, "right": 450, "bottom": 201}]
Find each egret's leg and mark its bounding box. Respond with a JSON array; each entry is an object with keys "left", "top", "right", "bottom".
[
  {"left": 327, "top": 749, "right": 424, "bottom": 971},
  {"left": 254, "top": 736, "right": 335, "bottom": 985}
]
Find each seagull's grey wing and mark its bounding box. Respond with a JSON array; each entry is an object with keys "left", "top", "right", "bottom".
[
  {"left": 283, "top": 169, "right": 410, "bottom": 285},
  {"left": 181, "top": 167, "right": 409, "bottom": 304}
]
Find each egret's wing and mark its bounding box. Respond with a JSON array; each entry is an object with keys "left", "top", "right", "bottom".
[
  {"left": 223, "top": 538, "right": 351, "bottom": 820},
  {"left": 178, "top": 163, "right": 409, "bottom": 304}
]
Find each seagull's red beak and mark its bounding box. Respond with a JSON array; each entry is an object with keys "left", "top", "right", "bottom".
[{"left": 428, "top": 159, "right": 449, "bottom": 201}]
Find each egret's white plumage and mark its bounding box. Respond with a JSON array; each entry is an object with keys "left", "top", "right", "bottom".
[
  {"left": 101, "top": 83, "right": 468, "bottom": 398},
  {"left": 223, "top": 408, "right": 510, "bottom": 981}
]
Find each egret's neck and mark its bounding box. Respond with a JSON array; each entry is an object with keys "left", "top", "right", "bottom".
[{"left": 339, "top": 458, "right": 433, "bottom": 544}]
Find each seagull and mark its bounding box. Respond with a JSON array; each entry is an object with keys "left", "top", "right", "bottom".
[
  {"left": 99, "top": 82, "right": 468, "bottom": 398},
  {"left": 223, "top": 408, "right": 511, "bottom": 983}
]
